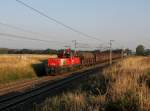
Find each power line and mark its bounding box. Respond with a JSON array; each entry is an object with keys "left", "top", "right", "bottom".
[
  {"left": 15, "top": 0, "right": 101, "bottom": 41},
  {"left": 0, "top": 37, "right": 17, "bottom": 41},
  {"left": 0, "top": 22, "right": 103, "bottom": 49},
  {"left": 0, "top": 22, "right": 41, "bottom": 36},
  {"left": 0, "top": 22, "right": 104, "bottom": 49},
  {"left": 0, "top": 22, "right": 70, "bottom": 44},
  {"left": 0, "top": 32, "right": 70, "bottom": 45}
]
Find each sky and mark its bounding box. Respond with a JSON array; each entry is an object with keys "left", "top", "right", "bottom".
[{"left": 0, "top": 0, "right": 150, "bottom": 50}]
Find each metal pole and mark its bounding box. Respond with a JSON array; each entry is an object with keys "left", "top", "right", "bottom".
[
  {"left": 72, "top": 40, "right": 77, "bottom": 56},
  {"left": 121, "top": 48, "right": 124, "bottom": 59},
  {"left": 109, "top": 40, "right": 114, "bottom": 65}
]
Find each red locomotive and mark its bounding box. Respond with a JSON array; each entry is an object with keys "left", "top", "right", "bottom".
[{"left": 45, "top": 48, "right": 80, "bottom": 74}]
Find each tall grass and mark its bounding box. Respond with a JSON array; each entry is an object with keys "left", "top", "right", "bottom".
[
  {"left": 103, "top": 57, "right": 150, "bottom": 111},
  {"left": 36, "top": 57, "right": 150, "bottom": 111},
  {"left": 34, "top": 91, "right": 105, "bottom": 111},
  {"left": 0, "top": 54, "right": 56, "bottom": 85}
]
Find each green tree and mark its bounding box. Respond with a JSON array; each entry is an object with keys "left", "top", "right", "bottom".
[{"left": 136, "top": 45, "right": 145, "bottom": 55}]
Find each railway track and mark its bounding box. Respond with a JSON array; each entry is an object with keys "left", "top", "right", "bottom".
[
  {"left": 0, "top": 73, "right": 70, "bottom": 96},
  {"left": 0, "top": 60, "right": 118, "bottom": 111}
]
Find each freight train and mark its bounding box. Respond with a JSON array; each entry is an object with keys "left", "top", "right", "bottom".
[{"left": 45, "top": 48, "right": 122, "bottom": 75}]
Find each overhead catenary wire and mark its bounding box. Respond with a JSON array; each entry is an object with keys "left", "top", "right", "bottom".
[
  {"left": 0, "top": 22, "right": 42, "bottom": 36},
  {"left": 0, "top": 22, "right": 104, "bottom": 50},
  {"left": 15, "top": 0, "right": 102, "bottom": 42},
  {"left": 0, "top": 22, "right": 70, "bottom": 45},
  {"left": 112, "top": 40, "right": 124, "bottom": 48},
  {"left": 0, "top": 32, "right": 71, "bottom": 46},
  {"left": 72, "top": 40, "right": 110, "bottom": 50},
  {"left": 0, "top": 37, "right": 18, "bottom": 42},
  {"left": 0, "top": 37, "right": 67, "bottom": 50}
]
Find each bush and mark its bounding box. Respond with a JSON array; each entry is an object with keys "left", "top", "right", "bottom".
[
  {"left": 81, "top": 74, "right": 108, "bottom": 95},
  {"left": 105, "top": 91, "right": 140, "bottom": 111}
]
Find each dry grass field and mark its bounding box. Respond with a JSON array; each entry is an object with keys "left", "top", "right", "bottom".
[
  {"left": 35, "top": 57, "right": 150, "bottom": 111},
  {"left": 0, "top": 54, "right": 57, "bottom": 85},
  {"left": 104, "top": 57, "right": 150, "bottom": 111}
]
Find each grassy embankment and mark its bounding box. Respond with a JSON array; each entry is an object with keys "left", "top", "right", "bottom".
[
  {"left": 35, "top": 57, "right": 150, "bottom": 111},
  {"left": 0, "top": 54, "right": 56, "bottom": 85}
]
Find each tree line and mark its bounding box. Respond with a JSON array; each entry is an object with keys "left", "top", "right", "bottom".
[
  {"left": 0, "top": 48, "right": 126, "bottom": 55},
  {"left": 0, "top": 48, "right": 57, "bottom": 54},
  {"left": 0, "top": 45, "right": 149, "bottom": 56}
]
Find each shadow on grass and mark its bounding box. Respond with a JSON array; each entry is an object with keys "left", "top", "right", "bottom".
[{"left": 31, "top": 60, "right": 47, "bottom": 77}]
